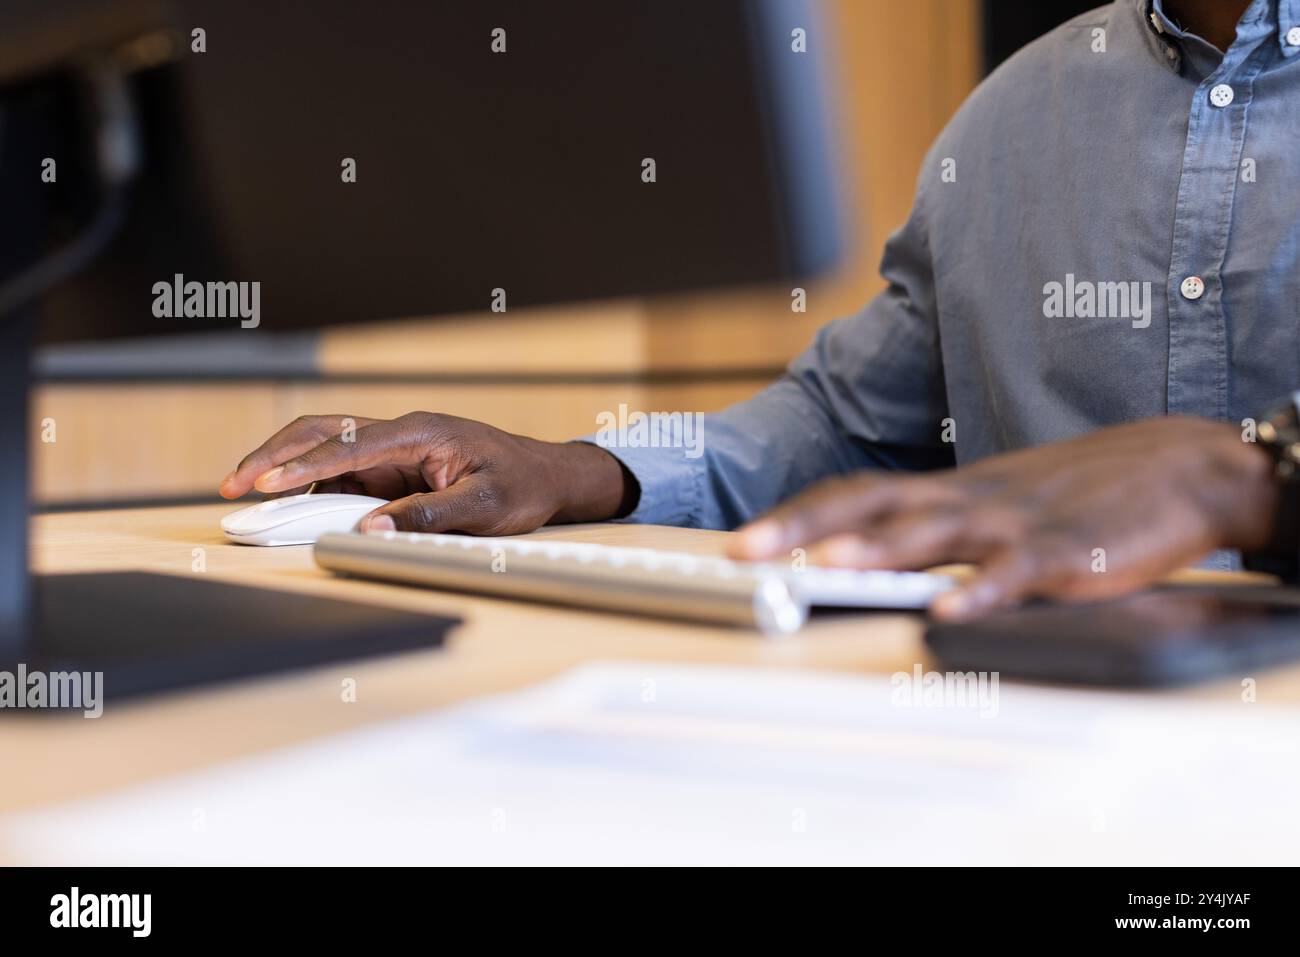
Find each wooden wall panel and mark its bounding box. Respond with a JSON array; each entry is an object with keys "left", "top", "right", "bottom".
[
  {"left": 317, "top": 300, "right": 650, "bottom": 377},
  {"left": 33, "top": 378, "right": 773, "bottom": 504},
  {"left": 32, "top": 384, "right": 281, "bottom": 503}
]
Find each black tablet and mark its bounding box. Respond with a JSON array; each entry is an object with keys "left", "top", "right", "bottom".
[{"left": 924, "top": 584, "right": 1300, "bottom": 688}]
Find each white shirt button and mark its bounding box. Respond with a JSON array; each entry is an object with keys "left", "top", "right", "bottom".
[
  {"left": 1287, "top": 27, "right": 1300, "bottom": 47},
  {"left": 1209, "top": 84, "right": 1234, "bottom": 107},
  {"left": 1180, "top": 276, "right": 1205, "bottom": 300}
]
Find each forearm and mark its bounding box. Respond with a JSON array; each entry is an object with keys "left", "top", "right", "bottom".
[{"left": 584, "top": 376, "right": 932, "bottom": 530}]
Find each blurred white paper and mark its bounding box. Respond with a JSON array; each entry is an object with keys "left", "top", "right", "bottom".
[{"left": 7, "top": 662, "right": 1300, "bottom": 865}]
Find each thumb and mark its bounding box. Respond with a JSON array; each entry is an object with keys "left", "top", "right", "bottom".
[{"left": 359, "top": 478, "right": 498, "bottom": 534}]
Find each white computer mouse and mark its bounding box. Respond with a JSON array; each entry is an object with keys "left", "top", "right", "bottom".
[{"left": 221, "top": 493, "right": 389, "bottom": 546}]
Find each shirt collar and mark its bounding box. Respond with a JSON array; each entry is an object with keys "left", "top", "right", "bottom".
[{"left": 1136, "top": 0, "right": 1299, "bottom": 70}]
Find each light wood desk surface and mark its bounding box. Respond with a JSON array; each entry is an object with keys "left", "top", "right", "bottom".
[{"left": 7, "top": 504, "right": 1300, "bottom": 823}]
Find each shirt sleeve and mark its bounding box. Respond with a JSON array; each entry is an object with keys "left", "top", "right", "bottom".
[{"left": 582, "top": 183, "right": 953, "bottom": 530}]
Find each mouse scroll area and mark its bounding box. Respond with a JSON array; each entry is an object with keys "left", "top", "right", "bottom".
[{"left": 221, "top": 493, "right": 389, "bottom": 546}]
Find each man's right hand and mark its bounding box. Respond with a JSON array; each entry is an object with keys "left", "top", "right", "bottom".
[{"left": 219, "top": 412, "right": 636, "bottom": 534}]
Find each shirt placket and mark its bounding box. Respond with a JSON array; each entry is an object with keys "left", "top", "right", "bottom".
[{"left": 1164, "top": 33, "right": 1270, "bottom": 419}]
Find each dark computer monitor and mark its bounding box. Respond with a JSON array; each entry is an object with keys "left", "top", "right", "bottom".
[
  {"left": 22, "top": 0, "right": 843, "bottom": 342},
  {"left": 0, "top": 0, "right": 843, "bottom": 698}
]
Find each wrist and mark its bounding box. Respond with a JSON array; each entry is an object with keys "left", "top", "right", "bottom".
[
  {"left": 1215, "top": 422, "right": 1281, "bottom": 551},
  {"left": 1238, "top": 398, "right": 1300, "bottom": 565},
  {"left": 541, "top": 440, "right": 638, "bottom": 523}
]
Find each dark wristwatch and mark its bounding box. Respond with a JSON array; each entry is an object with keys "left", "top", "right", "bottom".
[
  {"left": 1257, "top": 393, "right": 1300, "bottom": 479},
  {"left": 1246, "top": 394, "right": 1300, "bottom": 578}
]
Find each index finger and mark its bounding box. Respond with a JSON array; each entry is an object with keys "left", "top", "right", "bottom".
[
  {"left": 730, "top": 472, "right": 967, "bottom": 561},
  {"left": 727, "top": 474, "right": 904, "bottom": 561},
  {"left": 253, "top": 416, "right": 435, "bottom": 493},
  {"left": 220, "top": 414, "right": 377, "bottom": 498}
]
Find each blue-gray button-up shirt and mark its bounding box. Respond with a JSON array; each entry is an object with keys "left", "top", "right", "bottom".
[{"left": 592, "top": 0, "right": 1300, "bottom": 538}]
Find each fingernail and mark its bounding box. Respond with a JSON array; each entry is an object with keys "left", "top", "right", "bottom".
[
  {"left": 365, "top": 514, "right": 395, "bottom": 532},
  {"left": 738, "top": 521, "right": 783, "bottom": 556},
  {"left": 254, "top": 466, "right": 285, "bottom": 490},
  {"left": 829, "top": 537, "right": 879, "bottom": 565}
]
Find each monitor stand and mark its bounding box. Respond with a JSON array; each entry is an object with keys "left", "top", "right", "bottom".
[{"left": 1, "top": 319, "right": 456, "bottom": 709}]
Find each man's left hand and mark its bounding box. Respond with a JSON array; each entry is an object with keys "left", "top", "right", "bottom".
[{"left": 728, "top": 416, "right": 1279, "bottom": 620}]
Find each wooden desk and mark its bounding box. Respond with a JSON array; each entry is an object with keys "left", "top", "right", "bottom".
[{"left": 6, "top": 504, "right": 1300, "bottom": 830}]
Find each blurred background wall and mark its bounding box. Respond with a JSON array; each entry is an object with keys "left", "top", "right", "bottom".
[{"left": 32, "top": 0, "right": 1088, "bottom": 506}]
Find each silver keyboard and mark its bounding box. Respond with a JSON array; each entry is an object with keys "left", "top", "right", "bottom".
[{"left": 313, "top": 530, "right": 955, "bottom": 635}]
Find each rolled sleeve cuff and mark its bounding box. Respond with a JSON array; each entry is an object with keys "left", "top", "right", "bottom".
[{"left": 575, "top": 436, "right": 705, "bottom": 527}]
